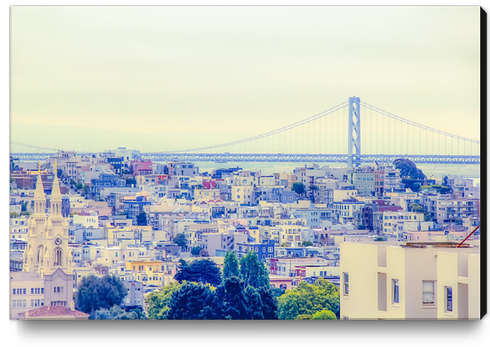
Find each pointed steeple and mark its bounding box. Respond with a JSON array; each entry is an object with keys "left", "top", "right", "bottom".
[
  {"left": 50, "top": 161, "right": 62, "bottom": 218},
  {"left": 34, "top": 172, "right": 46, "bottom": 200},
  {"left": 33, "top": 164, "right": 46, "bottom": 216},
  {"left": 51, "top": 161, "right": 62, "bottom": 201}
]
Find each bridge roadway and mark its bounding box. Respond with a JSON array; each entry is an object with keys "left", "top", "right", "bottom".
[{"left": 10, "top": 153, "right": 481, "bottom": 164}]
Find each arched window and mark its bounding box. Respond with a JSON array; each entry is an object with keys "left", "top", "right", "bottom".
[{"left": 54, "top": 247, "right": 63, "bottom": 267}]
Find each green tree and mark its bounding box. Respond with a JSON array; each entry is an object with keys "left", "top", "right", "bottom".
[
  {"left": 216, "top": 276, "right": 249, "bottom": 319},
  {"left": 292, "top": 182, "right": 306, "bottom": 196},
  {"left": 75, "top": 275, "right": 128, "bottom": 315},
  {"left": 57, "top": 168, "right": 63, "bottom": 178},
  {"left": 311, "top": 309, "right": 337, "bottom": 320},
  {"left": 244, "top": 286, "right": 265, "bottom": 320},
  {"left": 81, "top": 184, "right": 90, "bottom": 197},
  {"left": 257, "top": 285, "right": 278, "bottom": 319},
  {"left": 75, "top": 182, "right": 83, "bottom": 190},
  {"left": 136, "top": 212, "right": 147, "bottom": 226},
  {"left": 174, "top": 259, "right": 222, "bottom": 286},
  {"left": 222, "top": 251, "right": 240, "bottom": 281},
  {"left": 93, "top": 305, "right": 148, "bottom": 320},
  {"left": 302, "top": 241, "right": 313, "bottom": 247},
  {"left": 295, "top": 314, "right": 313, "bottom": 320},
  {"left": 173, "top": 233, "right": 187, "bottom": 250},
  {"left": 20, "top": 211, "right": 31, "bottom": 216},
  {"left": 145, "top": 282, "right": 182, "bottom": 320},
  {"left": 277, "top": 278, "right": 340, "bottom": 320},
  {"left": 271, "top": 286, "right": 286, "bottom": 298},
  {"left": 10, "top": 212, "right": 19, "bottom": 218},
  {"left": 239, "top": 251, "right": 269, "bottom": 289},
  {"left": 191, "top": 247, "right": 203, "bottom": 256},
  {"left": 393, "top": 158, "right": 426, "bottom": 179},
  {"left": 167, "top": 282, "right": 223, "bottom": 320}
]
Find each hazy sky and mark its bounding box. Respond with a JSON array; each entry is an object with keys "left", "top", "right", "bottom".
[{"left": 10, "top": 6, "right": 481, "bottom": 154}]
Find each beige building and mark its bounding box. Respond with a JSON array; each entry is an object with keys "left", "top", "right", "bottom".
[
  {"left": 340, "top": 241, "right": 480, "bottom": 320},
  {"left": 231, "top": 185, "right": 254, "bottom": 205},
  {"left": 11, "top": 169, "right": 75, "bottom": 319}
]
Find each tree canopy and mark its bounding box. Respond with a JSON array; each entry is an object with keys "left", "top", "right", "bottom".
[
  {"left": 277, "top": 278, "right": 340, "bottom": 320},
  {"left": 393, "top": 158, "right": 426, "bottom": 179},
  {"left": 239, "top": 251, "right": 270, "bottom": 289},
  {"left": 93, "top": 305, "right": 147, "bottom": 320},
  {"left": 167, "top": 282, "right": 222, "bottom": 320},
  {"left": 75, "top": 275, "right": 128, "bottom": 315},
  {"left": 421, "top": 184, "right": 453, "bottom": 195},
  {"left": 136, "top": 212, "right": 147, "bottom": 226},
  {"left": 311, "top": 309, "right": 337, "bottom": 320},
  {"left": 145, "top": 281, "right": 182, "bottom": 320},
  {"left": 174, "top": 259, "right": 222, "bottom": 286},
  {"left": 173, "top": 233, "right": 187, "bottom": 249},
  {"left": 292, "top": 182, "right": 306, "bottom": 195},
  {"left": 191, "top": 247, "right": 203, "bottom": 256},
  {"left": 222, "top": 251, "right": 240, "bottom": 281},
  {"left": 159, "top": 250, "right": 278, "bottom": 320}
]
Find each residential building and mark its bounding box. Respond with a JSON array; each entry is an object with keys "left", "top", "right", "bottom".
[{"left": 339, "top": 241, "right": 480, "bottom": 320}]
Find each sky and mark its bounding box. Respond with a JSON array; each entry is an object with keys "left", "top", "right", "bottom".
[{"left": 10, "top": 6, "right": 481, "bottom": 154}]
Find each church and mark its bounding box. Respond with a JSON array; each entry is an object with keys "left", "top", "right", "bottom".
[{"left": 10, "top": 164, "right": 88, "bottom": 320}]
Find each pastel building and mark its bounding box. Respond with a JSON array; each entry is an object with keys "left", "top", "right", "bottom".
[{"left": 339, "top": 241, "right": 480, "bottom": 320}]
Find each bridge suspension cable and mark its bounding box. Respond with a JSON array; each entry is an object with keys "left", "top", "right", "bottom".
[
  {"left": 360, "top": 101, "right": 480, "bottom": 145},
  {"left": 163, "top": 101, "right": 349, "bottom": 153},
  {"left": 11, "top": 141, "right": 60, "bottom": 153}
]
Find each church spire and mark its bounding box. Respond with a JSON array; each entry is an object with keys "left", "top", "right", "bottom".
[
  {"left": 51, "top": 162, "right": 62, "bottom": 201},
  {"left": 34, "top": 161, "right": 45, "bottom": 199},
  {"left": 50, "top": 161, "right": 62, "bottom": 217},
  {"left": 33, "top": 163, "right": 46, "bottom": 215}
]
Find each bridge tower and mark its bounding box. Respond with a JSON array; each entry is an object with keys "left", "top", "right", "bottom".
[{"left": 347, "top": 96, "right": 361, "bottom": 168}]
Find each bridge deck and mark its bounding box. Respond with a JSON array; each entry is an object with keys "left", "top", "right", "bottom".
[{"left": 10, "top": 153, "right": 480, "bottom": 164}]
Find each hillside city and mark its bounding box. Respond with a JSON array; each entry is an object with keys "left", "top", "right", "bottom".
[{"left": 9, "top": 147, "right": 481, "bottom": 320}]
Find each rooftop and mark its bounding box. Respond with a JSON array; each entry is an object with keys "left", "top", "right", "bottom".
[{"left": 18, "top": 306, "right": 89, "bottom": 318}]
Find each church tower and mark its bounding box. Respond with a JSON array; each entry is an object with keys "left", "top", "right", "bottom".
[
  {"left": 17, "top": 162, "right": 75, "bottom": 312},
  {"left": 24, "top": 163, "right": 47, "bottom": 273},
  {"left": 42, "top": 162, "right": 72, "bottom": 277}
]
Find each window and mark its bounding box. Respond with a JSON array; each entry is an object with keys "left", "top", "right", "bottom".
[
  {"left": 23, "top": 288, "right": 26, "bottom": 295},
  {"left": 343, "top": 272, "right": 349, "bottom": 295},
  {"left": 41, "top": 288, "right": 44, "bottom": 294},
  {"left": 392, "top": 279, "right": 400, "bottom": 304},
  {"left": 422, "top": 281, "right": 435, "bottom": 305},
  {"left": 445, "top": 286, "right": 453, "bottom": 312}
]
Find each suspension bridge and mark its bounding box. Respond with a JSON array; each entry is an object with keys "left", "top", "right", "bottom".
[{"left": 10, "top": 97, "right": 480, "bottom": 166}]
